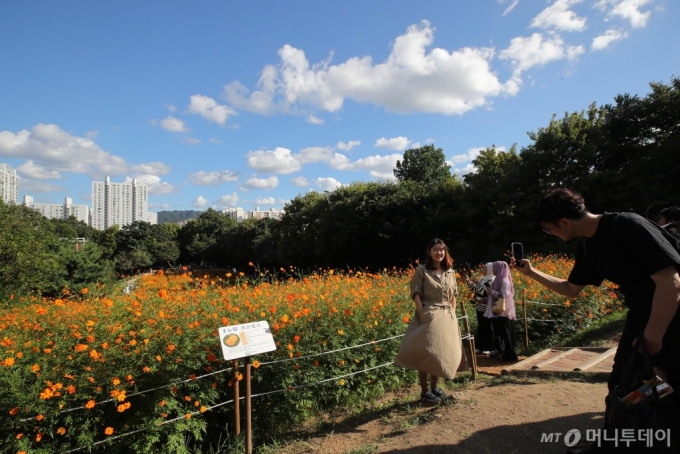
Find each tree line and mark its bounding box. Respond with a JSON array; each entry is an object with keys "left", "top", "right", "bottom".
[{"left": 1, "top": 76, "right": 678, "bottom": 301}]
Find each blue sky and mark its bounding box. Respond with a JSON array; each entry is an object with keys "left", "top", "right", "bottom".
[{"left": 1, "top": 0, "right": 678, "bottom": 212}]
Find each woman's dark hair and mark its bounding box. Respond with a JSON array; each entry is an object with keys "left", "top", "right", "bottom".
[
  {"left": 536, "top": 188, "right": 589, "bottom": 225},
  {"left": 424, "top": 238, "right": 454, "bottom": 271},
  {"left": 660, "top": 206, "right": 680, "bottom": 223}
]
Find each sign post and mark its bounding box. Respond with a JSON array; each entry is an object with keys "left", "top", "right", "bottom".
[{"left": 218, "top": 321, "right": 277, "bottom": 454}]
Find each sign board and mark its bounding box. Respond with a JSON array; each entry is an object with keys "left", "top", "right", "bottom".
[{"left": 218, "top": 320, "right": 277, "bottom": 361}]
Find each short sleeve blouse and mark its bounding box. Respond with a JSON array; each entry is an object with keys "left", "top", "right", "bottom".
[{"left": 410, "top": 265, "right": 458, "bottom": 306}]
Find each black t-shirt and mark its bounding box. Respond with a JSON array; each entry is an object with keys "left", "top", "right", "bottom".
[{"left": 568, "top": 213, "right": 680, "bottom": 331}]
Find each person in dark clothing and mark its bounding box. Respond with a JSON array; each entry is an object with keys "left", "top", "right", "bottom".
[
  {"left": 513, "top": 188, "right": 680, "bottom": 454},
  {"left": 464, "top": 262, "right": 495, "bottom": 354}
]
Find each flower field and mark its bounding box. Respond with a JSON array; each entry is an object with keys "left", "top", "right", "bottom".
[{"left": 1, "top": 256, "right": 620, "bottom": 453}]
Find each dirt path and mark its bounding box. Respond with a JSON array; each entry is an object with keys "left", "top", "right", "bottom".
[
  {"left": 269, "top": 325, "right": 624, "bottom": 454},
  {"left": 274, "top": 379, "right": 607, "bottom": 454}
]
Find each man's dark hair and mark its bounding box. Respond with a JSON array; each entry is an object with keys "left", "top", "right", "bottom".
[
  {"left": 536, "top": 188, "right": 589, "bottom": 225},
  {"left": 660, "top": 206, "right": 680, "bottom": 223}
]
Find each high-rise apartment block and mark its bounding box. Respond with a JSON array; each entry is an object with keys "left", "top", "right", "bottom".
[
  {"left": 0, "top": 163, "right": 18, "bottom": 205},
  {"left": 23, "top": 195, "right": 90, "bottom": 224},
  {"left": 249, "top": 206, "right": 285, "bottom": 220},
  {"left": 91, "top": 176, "right": 149, "bottom": 230},
  {"left": 223, "top": 207, "right": 247, "bottom": 222}
]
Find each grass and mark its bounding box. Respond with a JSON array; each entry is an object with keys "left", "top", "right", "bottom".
[{"left": 563, "top": 308, "right": 627, "bottom": 348}]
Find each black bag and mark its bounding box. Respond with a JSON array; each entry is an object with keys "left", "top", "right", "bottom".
[{"left": 605, "top": 333, "right": 679, "bottom": 452}]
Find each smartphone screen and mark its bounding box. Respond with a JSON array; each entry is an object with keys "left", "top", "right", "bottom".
[{"left": 511, "top": 242, "right": 524, "bottom": 262}]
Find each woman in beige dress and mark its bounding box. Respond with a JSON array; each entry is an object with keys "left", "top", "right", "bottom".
[{"left": 394, "top": 238, "right": 466, "bottom": 403}]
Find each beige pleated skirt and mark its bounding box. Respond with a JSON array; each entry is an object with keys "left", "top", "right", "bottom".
[{"left": 394, "top": 304, "right": 468, "bottom": 379}]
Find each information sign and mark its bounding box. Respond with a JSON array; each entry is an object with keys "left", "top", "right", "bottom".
[{"left": 218, "top": 321, "right": 276, "bottom": 361}]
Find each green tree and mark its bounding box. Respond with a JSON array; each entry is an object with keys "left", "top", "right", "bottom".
[
  {"left": 47, "top": 241, "right": 116, "bottom": 294},
  {"left": 0, "top": 201, "right": 61, "bottom": 300},
  {"left": 393, "top": 144, "right": 451, "bottom": 186},
  {"left": 177, "top": 209, "right": 237, "bottom": 265}
]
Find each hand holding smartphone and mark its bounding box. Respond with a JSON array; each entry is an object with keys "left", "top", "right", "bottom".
[{"left": 511, "top": 242, "right": 525, "bottom": 267}]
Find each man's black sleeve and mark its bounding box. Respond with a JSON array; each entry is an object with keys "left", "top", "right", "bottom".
[{"left": 616, "top": 214, "right": 680, "bottom": 277}]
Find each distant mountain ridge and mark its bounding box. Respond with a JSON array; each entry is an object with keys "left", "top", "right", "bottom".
[{"left": 157, "top": 210, "right": 203, "bottom": 224}]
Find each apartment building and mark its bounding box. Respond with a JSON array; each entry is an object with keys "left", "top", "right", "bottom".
[
  {"left": 0, "top": 163, "right": 18, "bottom": 204},
  {"left": 23, "top": 195, "right": 90, "bottom": 224},
  {"left": 91, "top": 176, "right": 149, "bottom": 230}
]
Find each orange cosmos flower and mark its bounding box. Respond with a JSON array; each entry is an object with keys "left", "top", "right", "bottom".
[
  {"left": 252, "top": 360, "right": 260, "bottom": 368},
  {"left": 105, "top": 427, "right": 114, "bottom": 436},
  {"left": 9, "top": 407, "right": 19, "bottom": 416},
  {"left": 85, "top": 400, "right": 96, "bottom": 409},
  {"left": 3, "top": 357, "right": 15, "bottom": 367},
  {"left": 36, "top": 433, "right": 43, "bottom": 442},
  {"left": 57, "top": 427, "right": 66, "bottom": 435},
  {"left": 200, "top": 406, "right": 207, "bottom": 413},
  {"left": 81, "top": 288, "right": 88, "bottom": 295},
  {"left": 31, "top": 364, "right": 40, "bottom": 373}
]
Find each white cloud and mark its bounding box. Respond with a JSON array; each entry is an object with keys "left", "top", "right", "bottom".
[
  {"left": 160, "top": 116, "right": 189, "bottom": 133},
  {"left": 189, "top": 170, "right": 240, "bottom": 186},
  {"left": 0, "top": 124, "right": 128, "bottom": 178},
  {"left": 305, "top": 114, "right": 324, "bottom": 125},
  {"left": 17, "top": 160, "right": 62, "bottom": 179},
  {"left": 592, "top": 28, "right": 628, "bottom": 50},
  {"left": 500, "top": 0, "right": 520, "bottom": 15},
  {"left": 161, "top": 203, "right": 170, "bottom": 209},
  {"left": 19, "top": 179, "right": 66, "bottom": 193},
  {"left": 256, "top": 196, "right": 276, "bottom": 205},
  {"left": 450, "top": 147, "right": 484, "bottom": 164},
  {"left": 595, "top": 0, "right": 652, "bottom": 28},
  {"left": 216, "top": 192, "right": 239, "bottom": 208},
  {"left": 290, "top": 176, "right": 309, "bottom": 186},
  {"left": 192, "top": 195, "right": 208, "bottom": 208},
  {"left": 314, "top": 177, "right": 343, "bottom": 192},
  {"left": 246, "top": 147, "right": 301, "bottom": 174},
  {"left": 239, "top": 176, "right": 279, "bottom": 191},
  {"left": 296, "top": 146, "right": 334, "bottom": 164},
  {"left": 188, "top": 94, "right": 237, "bottom": 125},
  {"left": 567, "top": 45, "right": 586, "bottom": 60},
  {"left": 374, "top": 136, "right": 412, "bottom": 151},
  {"left": 453, "top": 163, "right": 477, "bottom": 176},
  {"left": 85, "top": 130, "right": 99, "bottom": 139},
  {"left": 223, "top": 21, "right": 516, "bottom": 117},
  {"left": 166, "top": 103, "right": 177, "bottom": 112},
  {"left": 183, "top": 136, "right": 201, "bottom": 146},
  {"left": 530, "top": 0, "right": 587, "bottom": 32},
  {"left": 499, "top": 33, "right": 571, "bottom": 76},
  {"left": 130, "top": 162, "right": 170, "bottom": 176},
  {"left": 124, "top": 174, "right": 175, "bottom": 195},
  {"left": 330, "top": 152, "right": 402, "bottom": 180},
  {"left": 336, "top": 140, "right": 361, "bottom": 151},
  {"left": 209, "top": 138, "right": 222, "bottom": 144}
]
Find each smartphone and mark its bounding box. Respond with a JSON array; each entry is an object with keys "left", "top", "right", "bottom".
[{"left": 511, "top": 242, "right": 524, "bottom": 265}]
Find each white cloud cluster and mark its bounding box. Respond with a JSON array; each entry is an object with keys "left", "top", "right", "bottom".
[
  {"left": 500, "top": 0, "right": 520, "bottom": 16},
  {"left": 595, "top": 0, "right": 652, "bottom": 28},
  {"left": 124, "top": 174, "right": 175, "bottom": 196},
  {"left": 0, "top": 124, "right": 129, "bottom": 179},
  {"left": 499, "top": 33, "right": 584, "bottom": 76},
  {"left": 374, "top": 136, "right": 412, "bottom": 151},
  {"left": 592, "top": 28, "right": 628, "bottom": 50},
  {"left": 160, "top": 116, "right": 188, "bottom": 133},
  {"left": 329, "top": 152, "right": 402, "bottom": 180},
  {"left": 223, "top": 21, "right": 516, "bottom": 116},
  {"left": 449, "top": 147, "right": 485, "bottom": 164},
  {"left": 530, "top": 0, "right": 587, "bottom": 32},
  {"left": 314, "top": 177, "right": 343, "bottom": 192},
  {"left": 336, "top": 140, "right": 360, "bottom": 151},
  {"left": 256, "top": 196, "right": 276, "bottom": 205},
  {"left": 239, "top": 176, "right": 279, "bottom": 191},
  {"left": 130, "top": 162, "right": 170, "bottom": 176},
  {"left": 189, "top": 170, "right": 240, "bottom": 186},
  {"left": 290, "top": 176, "right": 309, "bottom": 186},
  {"left": 188, "top": 95, "right": 237, "bottom": 125},
  {"left": 216, "top": 192, "right": 239, "bottom": 208},
  {"left": 192, "top": 195, "right": 208, "bottom": 207}
]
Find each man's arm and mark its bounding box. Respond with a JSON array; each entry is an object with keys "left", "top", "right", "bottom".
[
  {"left": 644, "top": 266, "right": 680, "bottom": 355},
  {"left": 512, "top": 258, "right": 586, "bottom": 299}
]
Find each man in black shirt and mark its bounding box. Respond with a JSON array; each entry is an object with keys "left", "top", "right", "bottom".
[{"left": 513, "top": 188, "right": 680, "bottom": 453}]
